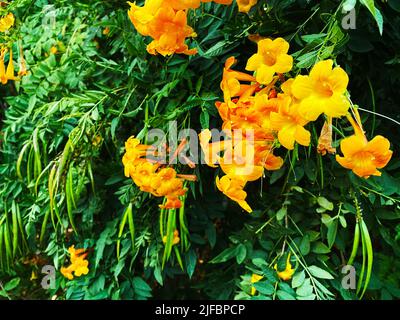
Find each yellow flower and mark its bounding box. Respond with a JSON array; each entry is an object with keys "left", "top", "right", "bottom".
[
  {"left": 292, "top": 59, "right": 350, "bottom": 121},
  {"left": 162, "top": 230, "right": 180, "bottom": 245},
  {"left": 270, "top": 94, "right": 311, "bottom": 150},
  {"left": 274, "top": 253, "right": 295, "bottom": 281},
  {"left": 250, "top": 273, "right": 263, "bottom": 295},
  {"left": 219, "top": 140, "right": 265, "bottom": 182},
  {"left": 30, "top": 270, "right": 38, "bottom": 281},
  {"left": 128, "top": 1, "right": 197, "bottom": 56},
  {"left": 216, "top": 175, "right": 252, "bottom": 213},
  {"left": 221, "top": 56, "right": 256, "bottom": 107},
  {"left": 335, "top": 113, "right": 392, "bottom": 178},
  {"left": 237, "top": 0, "right": 258, "bottom": 13},
  {"left": 61, "top": 245, "right": 90, "bottom": 280},
  {"left": 246, "top": 38, "right": 293, "bottom": 85},
  {"left": 61, "top": 265, "right": 75, "bottom": 280},
  {"left": 0, "top": 48, "right": 16, "bottom": 85},
  {"left": 0, "top": 13, "right": 14, "bottom": 32},
  {"left": 73, "top": 258, "right": 89, "bottom": 277}
]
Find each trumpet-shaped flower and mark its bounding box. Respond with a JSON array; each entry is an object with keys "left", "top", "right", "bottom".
[
  {"left": 270, "top": 94, "right": 311, "bottom": 150},
  {"left": 336, "top": 134, "right": 392, "bottom": 178},
  {"left": 250, "top": 273, "right": 263, "bottom": 295},
  {"left": 0, "top": 48, "right": 16, "bottom": 85},
  {"left": 128, "top": 1, "right": 197, "bottom": 56},
  {"left": 246, "top": 38, "right": 293, "bottom": 85},
  {"left": 162, "top": 230, "right": 180, "bottom": 245},
  {"left": 216, "top": 175, "right": 252, "bottom": 213},
  {"left": 237, "top": 0, "right": 258, "bottom": 13},
  {"left": 274, "top": 253, "right": 295, "bottom": 281},
  {"left": 61, "top": 246, "right": 89, "bottom": 280},
  {"left": 292, "top": 60, "right": 350, "bottom": 121},
  {"left": 221, "top": 57, "right": 256, "bottom": 107},
  {"left": 335, "top": 112, "right": 392, "bottom": 178},
  {"left": 0, "top": 13, "right": 14, "bottom": 32}
]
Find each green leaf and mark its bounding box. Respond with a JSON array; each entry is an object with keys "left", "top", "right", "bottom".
[
  {"left": 292, "top": 271, "right": 306, "bottom": 288},
  {"left": 359, "top": 0, "right": 384, "bottom": 34},
  {"left": 132, "top": 277, "right": 152, "bottom": 293},
  {"left": 210, "top": 246, "right": 238, "bottom": 263},
  {"left": 299, "top": 235, "right": 310, "bottom": 256},
  {"left": 327, "top": 220, "right": 338, "bottom": 248},
  {"left": 4, "top": 278, "right": 20, "bottom": 291},
  {"left": 236, "top": 244, "right": 247, "bottom": 264},
  {"left": 276, "top": 290, "right": 296, "bottom": 300},
  {"left": 317, "top": 197, "right": 334, "bottom": 211},
  {"left": 200, "top": 110, "right": 210, "bottom": 129},
  {"left": 253, "top": 281, "right": 275, "bottom": 296},
  {"left": 308, "top": 265, "right": 334, "bottom": 279},
  {"left": 343, "top": 0, "right": 357, "bottom": 11},
  {"left": 276, "top": 207, "right": 287, "bottom": 221},
  {"left": 296, "top": 278, "right": 313, "bottom": 296},
  {"left": 312, "top": 241, "right": 331, "bottom": 254},
  {"left": 186, "top": 250, "right": 197, "bottom": 278}
]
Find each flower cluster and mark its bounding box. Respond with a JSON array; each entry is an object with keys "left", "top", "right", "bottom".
[
  {"left": 127, "top": 0, "right": 259, "bottom": 56},
  {"left": 122, "top": 136, "right": 196, "bottom": 209},
  {"left": 200, "top": 37, "right": 393, "bottom": 213},
  {"left": 60, "top": 246, "right": 89, "bottom": 280},
  {"left": 0, "top": 12, "right": 28, "bottom": 85}
]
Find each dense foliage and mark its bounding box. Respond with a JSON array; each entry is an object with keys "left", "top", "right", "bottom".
[{"left": 1, "top": 0, "right": 400, "bottom": 300}]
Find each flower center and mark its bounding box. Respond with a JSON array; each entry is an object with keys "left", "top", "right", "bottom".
[
  {"left": 263, "top": 51, "right": 277, "bottom": 66},
  {"left": 316, "top": 80, "right": 333, "bottom": 97}
]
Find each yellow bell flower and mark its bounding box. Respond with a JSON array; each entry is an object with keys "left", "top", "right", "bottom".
[
  {"left": 274, "top": 253, "right": 295, "bottom": 281},
  {"left": 0, "top": 13, "right": 14, "bottom": 32},
  {"left": 246, "top": 37, "right": 293, "bottom": 85},
  {"left": 250, "top": 273, "right": 263, "bottom": 295},
  {"left": 237, "top": 0, "right": 258, "bottom": 13},
  {"left": 216, "top": 175, "right": 252, "bottom": 213},
  {"left": 292, "top": 60, "right": 350, "bottom": 121}
]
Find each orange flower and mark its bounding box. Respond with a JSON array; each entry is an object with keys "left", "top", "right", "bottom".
[
  {"left": 336, "top": 112, "right": 392, "bottom": 178},
  {"left": 122, "top": 136, "right": 193, "bottom": 209},
  {"left": 0, "top": 48, "right": 16, "bottom": 85},
  {"left": 246, "top": 38, "right": 293, "bottom": 85},
  {"left": 292, "top": 60, "right": 350, "bottom": 121},
  {"left": 162, "top": 229, "right": 180, "bottom": 244},
  {"left": 122, "top": 136, "right": 154, "bottom": 177},
  {"left": 221, "top": 57, "right": 256, "bottom": 107},
  {"left": 216, "top": 175, "right": 252, "bottom": 213},
  {"left": 128, "top": 1, "right": 197, "bottom": 56},
  {"left": 219, "top": 140, "right": 264, "bottom": 182},
  {"left": 61, "top": 245, "right": 89, "bottom": 280},
  {"left": 237, "top": 0, "right": 258, "bottom": 13},
  {"left": 201, "top": 0, "right": 233, "bottom": 5},
  {"left": 146, "top": 8, "right": 197, "bottom": 56}
]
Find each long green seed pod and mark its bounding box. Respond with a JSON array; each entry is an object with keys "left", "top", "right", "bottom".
[{"left": 347, "top": 220, "right": 360, "bottom": 266}]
